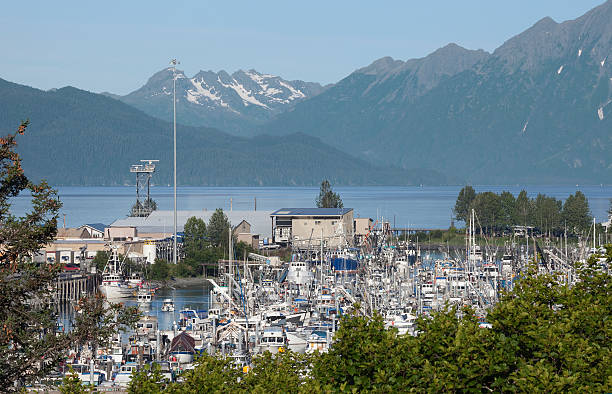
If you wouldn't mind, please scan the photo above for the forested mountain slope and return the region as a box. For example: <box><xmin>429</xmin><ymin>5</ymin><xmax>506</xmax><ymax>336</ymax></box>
<box><xmin>262</xmin><ymin>1</ymin><xmax>612</xmax><ymax>184</ymax></box>
<box><xmin>0</xmin><ymin>78</ymin><xmax>446</xmax><ymax>186</ymax></box>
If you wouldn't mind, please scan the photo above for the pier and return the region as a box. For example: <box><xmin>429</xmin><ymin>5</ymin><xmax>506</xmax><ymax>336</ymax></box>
<box><xmin>54</xmin><ymin>272</ymin><xmax>100</xmax><ymax>304</ymax></box>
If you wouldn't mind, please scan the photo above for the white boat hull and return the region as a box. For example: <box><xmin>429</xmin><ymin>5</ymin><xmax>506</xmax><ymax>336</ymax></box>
<box><xmin>99</xmin><ymin>284</ymin><xmax>133</xmax><ymax>299</ymax></box>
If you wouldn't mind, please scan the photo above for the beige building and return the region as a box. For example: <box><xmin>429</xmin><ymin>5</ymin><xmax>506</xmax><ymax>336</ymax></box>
<box><xmin>233</xmin><ymin>220</ymin><xmax>260</xmax><ymax>249</ymax></box>
<box><xmin>105</xmin><ymin>226</ymin><xmax>137</xmax><ymax>242</ymax></box>
<box><xmin>271</xmin><ymin>208</ymin><xmax>354</xmax><ymax>249</ymax></box>
<box><xmin>354</xmin><ymin>217</ymin><xmax>374</xmax><ymax>245</ymax></box>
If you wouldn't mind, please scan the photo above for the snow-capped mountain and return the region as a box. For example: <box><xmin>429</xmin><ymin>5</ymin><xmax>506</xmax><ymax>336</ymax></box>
<box><xmin>118</xmin><ymin>68</ymin><xmax>324</xmax><ymax>135</ymax></box>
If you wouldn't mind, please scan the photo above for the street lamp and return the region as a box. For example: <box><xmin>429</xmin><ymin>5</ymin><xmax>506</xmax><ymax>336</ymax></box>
<box><xmin>170</xmin><ymin>59</ymin><xmax>179</xmax><ymax>265</ymax></box>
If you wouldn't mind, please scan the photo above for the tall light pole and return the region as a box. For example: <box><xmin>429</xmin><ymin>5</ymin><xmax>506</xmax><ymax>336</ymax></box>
<box><xmin>171</xmin><ymin>59</ymin><xmax>179</xmax><ymax>265</ymax></box>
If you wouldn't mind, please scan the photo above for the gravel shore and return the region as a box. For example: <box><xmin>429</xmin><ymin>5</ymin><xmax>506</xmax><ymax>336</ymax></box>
<box><xmin>150</xmin><ymin>276</ymin><xmax>211</xmax><ymax>289</ymax></box>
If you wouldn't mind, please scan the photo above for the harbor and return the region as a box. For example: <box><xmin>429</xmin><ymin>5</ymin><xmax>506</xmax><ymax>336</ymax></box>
<box><xmin>40</xmin><ymin>203</ymin><xmax>604</xmax><ymax>389</ymax></box>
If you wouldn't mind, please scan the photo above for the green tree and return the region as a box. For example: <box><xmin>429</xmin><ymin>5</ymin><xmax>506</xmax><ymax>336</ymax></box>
<box><xmin>92</xmin><ymin>250</ymin><xmax>109</xmax><ymax>272</ymax></box>
<box><xmin>242</xmin><ymin>351</ymin><xmax>310</xmax><ymax>392</ymax></box>
<box><xmin>128</xmin><ymin>363</ymin><xmax>166</xmax><ymax>393</ymax></box>
<box><xmin>166</xmin><ymin>354</ymin><xmax>241</xmax><ymax>393</ymax></box>
<box><xmin>310</xmin><ymin>309</ymin><xmax>406</xmax><ymax>392</ymax></box>
<box><xmin>0</xmin><ymin>121</ymin><xmax>67</xmax><ymax>389</ymax></box>
<box><xmin>562</xmin><ymin>191</ymin><xmax>592</xmax><ymax>235</ymax></box>
<box><xmin>453</xmin><ymin>185</ymin><xmax>476</xmax><ymax>222</ymax></box>
<box><xmin>533</xmin><ymin>194</ymin><xmax>562</xmax><ymax>235</ymax></box>
<box><xmin>472</xmin><ymin>191</ymin><xmax>501</xmax><ymax>234</ymax></box>
<box><xmin>496</xmin><ymin>190</ymin><xmax>516</xmax><ymax>231</ymax></box>
<box><xmin>515</xmin><ymin>190</ymin><xmax>533</xmax><ymax>226</ymax></box>
<box><xmin>59</xmin><ymin>366</ymin><xmax>88</xmax><ymax>393</ymax></box>
<box><xmin>150</xmin><ymin>258</ymin><xmax>170</xmax><ymax>280</ymax></box>
<box><xmin>183</xmin><ymin>216</ymin><xmax>207</xmax><ymax>257</ymax></box>
<box><xmin>316</xmin><ymin>179</ymin><xmax>343</xmax><ymax>208</ymax></box>
<box><xmin>207</xmin><ymin>208</ymin><xmax>231</xmax><ymax>249</ymax></box>
<box><xmin>0</xmin><ymin>121</ymin><xmax>139</xmax><ymax>389</ymax></box>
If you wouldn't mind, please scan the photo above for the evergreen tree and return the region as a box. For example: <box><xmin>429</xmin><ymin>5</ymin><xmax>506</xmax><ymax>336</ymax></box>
<box><xmin>0</xmin><ymin>121</ymin><xmax>67</xmax><ymax>389</ymax></box>
<box><xmin>316</xmin><ymin>180</ymin><xmax>343</xmax><ymax>208</ymax></box>
<box><xmin>128</xmin><ymin>363</ymin><xmax>166</xmax><ymax>393</ymax></box>
<box><xmin>453</xmin><ymin>185</ymin><xmax>476</xmax><ymax>222</ymax></box>
<box><xmin>533</xmin><ymin>194</ymin><xmax>562</xmax><ymax>235</ymax></box>
<box><xmin>0</xmin><ymin>121</ymin><xmax>138</xmax><ymax>389</ymax></box>
<box><xmin>59</xmin><ymin>367</ymin><xmax>88</xmax><ymax>394</ymax></box>
<box><xmin>498</xmin><ymin>191</ymin><xmax>516</xmax><ymax>230</ymax></box>
<box><xmin>515</xmin><ymin>190</ymin><xmax>532</xmax><ymax>226</ymax></box>
<box><xmin>562</xmin><ymin>191</ymin><xmax>592</xmax><ymax>234</ymax></box>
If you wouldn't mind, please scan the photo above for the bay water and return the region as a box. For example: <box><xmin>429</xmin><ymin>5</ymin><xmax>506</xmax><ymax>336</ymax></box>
<box><xmin>12</xmin><ymin>185</ymin><xmax>612</xmax><ymax>229</ymax></box>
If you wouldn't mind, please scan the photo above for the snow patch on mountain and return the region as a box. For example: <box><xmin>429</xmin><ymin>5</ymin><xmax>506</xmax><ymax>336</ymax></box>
<box><xmin>187</xmin><ymin>77</ymin><xmax>231</xmax><ymax>109</ymax></box>
<box><xmin>243</xmin><ymin>70</ymin><xmax>307</xmax><ymax>104</ymax></box>
<box><xmin>217</xmin><ymin>76</ymin><xmax>269</xmax><ymax>108</ymax></box>
<box><xmin>279</xmin><ymin>80</ymin><xmax>306</xmax><ymax>100</ymax></box>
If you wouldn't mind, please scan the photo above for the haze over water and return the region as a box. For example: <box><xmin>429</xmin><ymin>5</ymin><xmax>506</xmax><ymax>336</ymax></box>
<box><xmin>12</xmin><ymin>185</ymin><xmax>612</xmax><ymax>229</ymax></box>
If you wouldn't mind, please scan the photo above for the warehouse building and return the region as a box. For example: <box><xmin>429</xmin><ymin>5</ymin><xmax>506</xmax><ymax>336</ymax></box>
<box><xmin>270</xmin><ymin>208</ymin><xmax>354</xmax><ymax>249</ymax></box>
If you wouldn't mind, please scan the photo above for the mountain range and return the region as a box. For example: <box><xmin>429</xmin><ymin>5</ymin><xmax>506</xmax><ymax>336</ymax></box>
<box><xmin>112</xmin><ymin>68</ymin><xmax>324</xmax><ymax>136</ymax></box>
<box><xmin>0</xmin><ymin>78</ymin><xmax>444</xmax><ymax>186</ymax></box>
<box><xmin>261</xmin><ymin>1</ymin><xmax>612</xmax><ymax>184</ymax></box>
<box><xmin>2</xmin><ymin>1</ymin><xmax>612</xmax><ymax>186</ymax></box>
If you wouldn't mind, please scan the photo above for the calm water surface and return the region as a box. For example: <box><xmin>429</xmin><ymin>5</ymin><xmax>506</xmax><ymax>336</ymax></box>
<box><xmin>12</xmin><ymin>185</ymin><xmax>612</xmax><ymax>229</ymax></box>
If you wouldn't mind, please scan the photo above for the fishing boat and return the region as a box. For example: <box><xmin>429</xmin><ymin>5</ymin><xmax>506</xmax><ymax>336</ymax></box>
<box><xmin>99</xmin><ymin>246</ymin><xmax>133</xmax><ymax>299</ymax></box>
<box><xmin>114</xmin><ymin>362</ymin><xmax>139</xmax><ymax>386</ymax></box>
<box><xmin>137</xmin><ymin>288</ymin><xmax>152</xmax><ymax>307</ymax></box>
<box><xmin>161</xmin><ymin>298</ymin><xmax>175</xmax><ymax>312</ymax></box>
<box><xmin>257</xmin><ymin>326</ymin><xmax>287</xmax><ymax>354</ymax></box>
<box><xmin>67</xmin><ymin>363</ymin><xmax>106</xmax><ymax>386</ymax></box>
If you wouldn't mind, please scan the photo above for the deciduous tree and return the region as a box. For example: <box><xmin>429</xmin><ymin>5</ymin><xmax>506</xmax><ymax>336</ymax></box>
<box><xmin>453</xmin><ymin>185</ymin><xmax>476</xmax><ymax>222</ymax></box>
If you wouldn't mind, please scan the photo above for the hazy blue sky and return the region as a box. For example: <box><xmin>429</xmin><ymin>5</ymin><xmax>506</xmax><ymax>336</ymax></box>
<box><xmin>1</xmin><ymin>0</ymin><xmax>606</xmax><ymax>94</ymax></box>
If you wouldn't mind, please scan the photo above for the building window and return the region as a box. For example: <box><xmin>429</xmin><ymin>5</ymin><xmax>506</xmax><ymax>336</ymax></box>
<box><xmin>331</xmin><ymin>221</ymin><xmax>336</xmax><ymax>225</ymax></box>
<box><xmin>315</xmin><ymin>220</ymin><xmax>321</xmax><ymax>225</ymax></box>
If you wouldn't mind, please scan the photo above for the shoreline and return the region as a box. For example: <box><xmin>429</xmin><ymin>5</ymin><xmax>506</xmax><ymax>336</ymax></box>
<box><xmin>151</xmin><ymin>276</ymin><xmax>211</xmax><ymax>289</ymax></box>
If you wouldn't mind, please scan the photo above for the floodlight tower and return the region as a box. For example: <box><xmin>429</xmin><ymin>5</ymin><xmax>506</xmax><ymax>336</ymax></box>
<box><xmin>170</xmin><ymin>59</ymin><xmax>180</xmax><ymax>265</ymax></box>
<box><xmin>129</xmin><ymin>160</ymin><xmax>159</xmax><ymax>217</ymax></box>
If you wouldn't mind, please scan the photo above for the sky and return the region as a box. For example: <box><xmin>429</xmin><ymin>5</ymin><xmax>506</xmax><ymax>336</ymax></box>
<box><xmin>0</xmin><ymin>0</ymin><xmax>606</xmax><ymax>95</ymax></box>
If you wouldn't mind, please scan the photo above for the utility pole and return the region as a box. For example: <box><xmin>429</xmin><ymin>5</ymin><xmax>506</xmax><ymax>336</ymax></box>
<box><xmin>171</xmin><ymin>59</ymin><xmax>179</xmax><ymax>265</ymax></box>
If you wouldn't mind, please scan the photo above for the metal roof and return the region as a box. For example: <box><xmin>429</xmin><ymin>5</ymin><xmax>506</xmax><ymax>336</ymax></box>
<box><xmin>111</xmin><ymin>210</ymin><xmax>273</xmax><ymax>238</ymax></box>
<box><xmin>270</xmin><ymin>208</ymin><xmax>353</xmax><ymax>217</ymax></box>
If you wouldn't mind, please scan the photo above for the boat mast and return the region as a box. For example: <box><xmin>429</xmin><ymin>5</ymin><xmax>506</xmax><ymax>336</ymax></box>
<box><xmin>229</xmin><ymin>226</ymin><xmax>233</xmax><ymax>312</ymax></box>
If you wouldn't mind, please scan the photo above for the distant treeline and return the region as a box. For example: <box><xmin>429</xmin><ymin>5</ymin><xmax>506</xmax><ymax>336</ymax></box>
<box><xmin>454</xmin><ymin>186</ymin><xmax>592</xmax><ymax>236</ymax></box>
